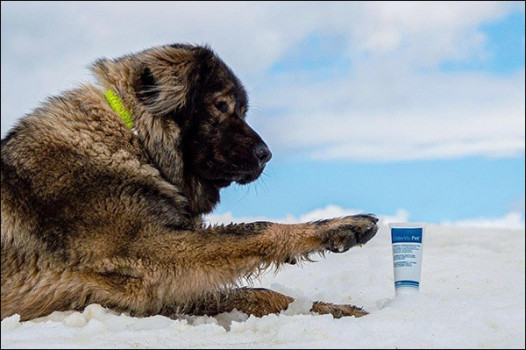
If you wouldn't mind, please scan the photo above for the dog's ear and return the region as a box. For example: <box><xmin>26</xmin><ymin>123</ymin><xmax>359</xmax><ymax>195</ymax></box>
<box><xmin>136</xmin><ymin>46</ymin><xmax>216</xmax><ymax>119</ymax></box>
<box><xmin>136</xmin><ymin>66</ymin><xmax>159</xmax><ymax>105</ymax></box>
<box><xmin>135</xmin><ymin>45</ymin><xmax>218</xmax><ymax>121</ymax></box>
<box><xmin>92</xmin><ymin>47</ymin><xmax>198</xmax><ymax>118</ymax></box>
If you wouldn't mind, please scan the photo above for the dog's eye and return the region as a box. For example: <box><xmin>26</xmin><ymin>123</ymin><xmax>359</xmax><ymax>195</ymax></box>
<box><xmin>215</xmin><ymin>101</ymin><xmax>229</xmax><ymax>114</ymax></box>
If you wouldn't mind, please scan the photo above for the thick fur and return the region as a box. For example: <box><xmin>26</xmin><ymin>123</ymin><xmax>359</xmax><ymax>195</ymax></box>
<box><xmin>1</xmin><ymin>44</ymin><xmax>378</xmax><ymax>321</ymax></box>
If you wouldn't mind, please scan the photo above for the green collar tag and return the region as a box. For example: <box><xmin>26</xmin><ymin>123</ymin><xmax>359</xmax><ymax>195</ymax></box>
<box><xmin>104</xmin><ymin>89</ymin><xmax>135</xmax><ymax>129</ymax></box>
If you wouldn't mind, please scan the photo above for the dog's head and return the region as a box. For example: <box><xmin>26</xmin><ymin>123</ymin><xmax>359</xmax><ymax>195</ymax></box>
<box><xmin>180</xmin><ymin>46</ymin><xmax>272</xmax><ymax>187</ymax></box>
<box><xmin>92</xmin><ymin>44</ymin><xmax>271</xmax><ymax>190</ymax></box>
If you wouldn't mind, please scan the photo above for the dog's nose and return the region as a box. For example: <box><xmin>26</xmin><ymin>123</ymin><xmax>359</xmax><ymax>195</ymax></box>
<box><xmin>254</xmin><ymin>143</ymin><xmax>272</xmax><ymax>165</ymax></box>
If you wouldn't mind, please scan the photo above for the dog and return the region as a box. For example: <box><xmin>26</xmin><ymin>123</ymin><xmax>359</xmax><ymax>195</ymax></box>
<box><xmin>1</xmin><ymin>44</ymin><xmax>378</xmax><ymax>321</ymax></box>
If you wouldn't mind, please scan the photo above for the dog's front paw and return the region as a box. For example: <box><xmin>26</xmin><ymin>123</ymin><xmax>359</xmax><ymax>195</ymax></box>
<box><xmin>316</xmin><ymin>214</ymin><xmax>378</xmax><ymax>253</ymax></box>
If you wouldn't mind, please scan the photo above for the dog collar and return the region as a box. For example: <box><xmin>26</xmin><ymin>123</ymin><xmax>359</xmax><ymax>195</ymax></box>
<box><xmin>104</xmin><ymin>89</ymin><xmax>135</xmax><ymax>129</ymax></box>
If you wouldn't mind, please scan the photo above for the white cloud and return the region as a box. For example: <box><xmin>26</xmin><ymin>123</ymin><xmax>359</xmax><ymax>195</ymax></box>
<box><xmin>441</xmin><ymin>211</ymin><xmax>525</xmax><ymax>230</ymax></box>
<box><xmin>205</xmin><ymin>204</ymin><xmax>524</xmax><ymax>229</ymax></box>
<box><xmin>258</xmin><ymin>69</ymin><xmax>525</xmax><ymax>162</ymax></box>
<box><xmin>205</xmin><ymin>204</ymin><xmax>408</xmax><ymax>225</ymax></box>
<box><xmin>354</xmin><ymin>1</ymin><xmax>515</xmax><ymax>66</ymax></box>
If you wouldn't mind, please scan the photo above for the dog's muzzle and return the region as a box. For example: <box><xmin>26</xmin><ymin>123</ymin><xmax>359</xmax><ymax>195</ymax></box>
<box><xmin>233</xmin><ymin>142</ymin><xmax>272</xmax><ymax>185</ymax></box>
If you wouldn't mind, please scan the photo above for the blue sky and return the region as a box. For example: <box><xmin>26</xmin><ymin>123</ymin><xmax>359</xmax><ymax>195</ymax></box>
<box><xmin>1</xmin><ymin>1</ymin><xmax>524</xmax><ymax>227</ymax></box>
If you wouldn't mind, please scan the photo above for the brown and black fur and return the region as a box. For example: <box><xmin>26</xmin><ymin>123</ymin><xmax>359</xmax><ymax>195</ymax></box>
<box><xmin>1</xmin><ymin>44</ymin><xmax>378</xmax><ymax>321</ymax></box>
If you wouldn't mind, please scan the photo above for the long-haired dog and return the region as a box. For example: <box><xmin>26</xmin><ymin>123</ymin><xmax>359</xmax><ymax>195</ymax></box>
<box><xmin>1</xmin><ymin>44</ymin><xmax>378</xmax><ymax>321</ymax></box>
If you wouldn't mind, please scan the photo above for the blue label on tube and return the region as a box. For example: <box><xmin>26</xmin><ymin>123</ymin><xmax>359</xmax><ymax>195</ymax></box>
<box><xmin>391</xmin><ymin>228</ymin><xmax>423</xmax><ymax>243</ymax></box>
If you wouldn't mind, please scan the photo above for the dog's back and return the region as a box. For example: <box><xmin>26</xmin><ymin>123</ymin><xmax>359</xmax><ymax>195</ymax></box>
<box><xmin>1</xmin><ymin>85</ymin><xmax>141</xmax><ymax>319</ymax></box>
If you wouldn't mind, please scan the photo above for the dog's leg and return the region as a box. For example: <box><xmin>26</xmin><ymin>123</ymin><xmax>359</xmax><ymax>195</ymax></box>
<box><xmin>174</xmin><ymin>287</ymin><xmax>294</xmax><ymax>318</ymax></box>
<box><xmin>163</xmin><ymin>287</ymin><xmax>368</xmax><ymax>319</ymax></box>
<box><xmin>116</xmin><ymin>214</ymin><xmax>378</xmax><ymax>317</ymax></box>
<box><xmin>127</xmin><ymin>214</ymin><xmax>378</xmax><ymax>282</ymax></box>
<box><xmin>174</xmin><ymin>213</ymin><xmax>378</xmax><ymax>267</ymax></box>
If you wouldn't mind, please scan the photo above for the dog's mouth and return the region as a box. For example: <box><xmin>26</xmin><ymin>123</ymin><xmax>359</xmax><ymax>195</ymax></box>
<box><xmin>230</xmin><ymin>165</ymin><xmax>266</xmax><ymax>185</ymax></box>
<box><xmin>206</xmin><ymin>161</ymin><xmax>268</xmax><ymax>187</ymax></box>
<box><xmin>201</xmin><ymin>144</ymin><xmax>272</xmax><ymax>188</ymax></box>
<box><xmin>191</xmin><ymin>136</ymin><xmax>272</xmax><ymax>188</ymax></box>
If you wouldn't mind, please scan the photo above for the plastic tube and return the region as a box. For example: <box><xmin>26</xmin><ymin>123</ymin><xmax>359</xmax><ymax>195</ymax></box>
<box><xmin>389</xmin><ymin>222</ymin><xmax>425</xmax><ymax>296</ymax></box>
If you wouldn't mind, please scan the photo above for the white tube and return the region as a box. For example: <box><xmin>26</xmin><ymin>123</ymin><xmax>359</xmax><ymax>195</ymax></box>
<box><xmin>389</xmin><ymin>222</ymin><xmax>425</xmax><ymax>296</ymax></box>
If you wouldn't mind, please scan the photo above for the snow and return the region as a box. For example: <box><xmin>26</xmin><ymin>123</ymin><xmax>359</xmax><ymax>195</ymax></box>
<box><xmin>2</xmin><ymin>221</ymin><xmax>524</xmax><ymax>349</ymax></box>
